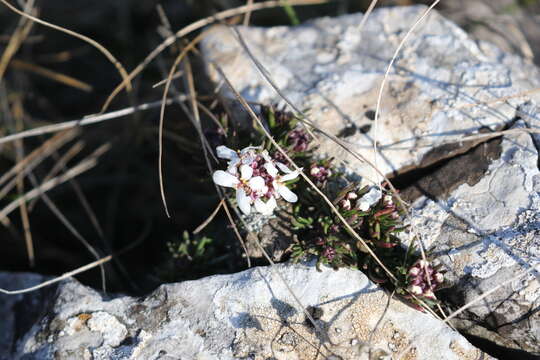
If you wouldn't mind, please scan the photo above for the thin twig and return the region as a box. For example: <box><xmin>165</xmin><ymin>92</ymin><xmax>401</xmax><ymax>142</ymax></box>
<box><xmin>372</xmin><ymin>0</ymin><xmax>441</xmax><ymax>187</ymax></box>
<box><xmin>0</xmin><ymin>232</ymin><xmax>145</xmax><ymax>295</ymax></box>
<box><xmin>100</xmin><ymin>0</ymin><xmax>329</xmax><ymax>113</ymax></box>
<box><xmin>193</xmin><ymin>199</ymin><xmax>224</xmax><ymax>234</ymax></box>
<box><xmin>158</xmin><ymin>33</ymin><xmax>205</xmax><ymax>217</ymax></box>
<box><xmin>0</xmin><ymin>144</ymin><xmax>109</xmax><ymax>221</ymax></box>
<box><xmin>0</xmin><ymin>0</ymin><xmax>132</xmax><ymax>93</ymax></box>
<box><xmin>10</xmin><ymin>59</ymin><xmax>93</xmax><ymax>92</ymax></box>
<box><xmin>0</xmin><ymin>0</ymin><xmax>35</xmax><ymax>80</ymax></box>
<box><xmin>0</xmin><ymin>98</ymin><xmax>186</xmax><ymax>146</ymax></box>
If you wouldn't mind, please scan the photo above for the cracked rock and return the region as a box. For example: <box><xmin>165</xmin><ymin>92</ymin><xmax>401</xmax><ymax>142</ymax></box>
<box><xmin>407</xmin><ymin>117</ymin><xmax>540</xmax><ymax>354</ymax></box>
<box><xmin>200</xmin><ymin>5</ymin><xmax>540</xmax><ymax>185</ymax></box>
<box><xmin>1</xmin><ymin>264</ymin><xmax>491</xmax><ymax>360</ymax></box>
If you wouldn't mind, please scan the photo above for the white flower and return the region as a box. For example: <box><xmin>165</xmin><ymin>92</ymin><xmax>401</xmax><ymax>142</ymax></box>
<box><xmin>212</xmin><ymin>163</ymin><xmax>266</xmax><ymax>216</ymax></box>
<box><xmin>254</xmin><ymin>196</ymin><xmax>277</xmax><ymax>215</ymax></box>
<box><xmin>270</xmin><ymin>161</ymin><xmax>301</xmax><ymax>203</ymax></box>
<box><xmin>216</xmin><ymin>145</ymin><xmax>260</xmax><ymax>174</ymax></box>
<box><xmin>213</xmin><ymin>146</ymin><xmax>301</xmax><ymax>215</ymax></box>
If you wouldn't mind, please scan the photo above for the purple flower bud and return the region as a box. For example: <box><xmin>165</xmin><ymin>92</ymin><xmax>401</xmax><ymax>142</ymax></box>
<box><xmin>323</xmin><ymin>247</ymin><xmax>335</xmax><ymax>261</ymax></box>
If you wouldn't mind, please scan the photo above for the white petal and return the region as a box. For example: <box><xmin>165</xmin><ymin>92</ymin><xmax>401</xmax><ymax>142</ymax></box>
<box><xmin>358</xmin><ymin>201</ymin><xmax>370</xmax><ymax>212</ymax></box>
<box><xmin>254</xmin><ymin>197</ymin><xmax>277</xmax><ymax>215</ymax></box>
<box><xmin>281</xmin><ymin>169</ymin><xmax>300</xmax><ymax>182</ymax></box>
<box><xmin>240</xmin><ymin>146</ymin><xmax>260</xmax><ymax>155</ymax></box>
<box><xmin>213</xmin><ymin>170</ymin><xmax>239</xmax><ymax>188</ymax></box>
<box><xmin>277</xmin><ymin>184</ymin><xmax>298</xmax><ymax>203</ymax></box>
<box><xmin>264</xmin><ymin>162</ymin><xmax>279</xmax><ymax>178</ymax></box>
<box><xmin>272</xmin><ymin>181</ymin><xmax>280</xmax><ymax>198</ymax></box>
<box><xmin>216</xmin><ymin>145</ymin><xmax>237</xmax><ymax>160</ymax></box>
<box><xmin>227</xmin><ymin>163</ymin><xmax>238</xmax><ymax>175</ymax></box>
<box><xmin>276</xmin><ymin>162</ymin><xmax>292</xmax><ymax>174</ymax></box>
<box><xmin>236</xmin><ymin>188</ymin><xmax>251</xmax><ymax>215</ymax></box>
<box><xmin>261</xmin><ymin>150</ymin><xmax>272</xmax><ymax>162</ymax></box>
<box><xmin>248</xmin><ymin>176</ymin><xmax>266</xmax><ymax>191</ymax></box>
<box><xmin>240</xmin><ymin>165</ymin><xmax>253</xmax><ymax>180</ymax></box>
<box><xmin>242</xmin><ymin>155</ymin><xmax>256</xmax><ymax>165</ymax></box>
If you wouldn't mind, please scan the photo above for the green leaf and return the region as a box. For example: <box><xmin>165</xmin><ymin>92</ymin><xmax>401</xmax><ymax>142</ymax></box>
<box><xmin>280</xmin><ymin>0</ymin><xmax>300</xmax><ymax>25</ymax></box>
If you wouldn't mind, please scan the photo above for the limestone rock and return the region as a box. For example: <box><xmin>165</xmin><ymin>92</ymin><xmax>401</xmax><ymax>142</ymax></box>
<box><xmin>1</xmin><ymin>264</ymin><xmax>490</xmax><ymax>360</ymax></box>
<box><xmin>199</xmin><ymin>6</ymin><xmax>540</xmax><ymax>355</ymax></box>
<box><xmin>407</xmin><ymin>116</ymin><xmax>540</xmax><ymax>354</ymax></box>
<box><xmin>200</xmin><ymin>5</ymin><xmax>540</xmax><ymax>184</ymax></box>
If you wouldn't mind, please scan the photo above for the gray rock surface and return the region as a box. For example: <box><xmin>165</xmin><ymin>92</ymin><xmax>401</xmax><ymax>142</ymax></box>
<box><xmin>200</xmin><ymin>5</ymin><xmax>540</xmax><ymax>355</ymax></box>
<box><xmin>407</xmin><ymin>115</ymin><xmax>540</xmax><ymax>354</ymax></box>
<box><xmin>1</xmin><ymin>265</ymin><xmax>490</xmax><ymax>360</ymax></box>
<box><xmin>200</xmin><ymin>5</ymin><xmax>540</xmax><ymax>184</ymax></box>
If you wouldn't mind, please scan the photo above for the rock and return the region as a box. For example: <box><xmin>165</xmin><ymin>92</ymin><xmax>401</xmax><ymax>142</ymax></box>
<box><xmin>199</xmin><ymin>5</ymin><xmax>540</xmax><ymax>355</ymax></box>
<box><xmin>200</xmin><ymin>5</ymin><xmax>540</xmax><ymax>185</ymax></box>
<box><xmin>406</xmin><ymin>116</ymin><xmax>540</xmax><ymax>354</ymax></box>
<box><xmin>439</xmin><ymin>0</ymin><xmax>540</xmax><ymax>66</ymax></box>
<box><xmin>1</xmin><ymin>264</ymin><xmax>491</xmax><ymax>360</ymax></box>
<box><xmin>0</xmin><ymin>273</ymin><xmax>50</xmax><ymax>360</ymax></box>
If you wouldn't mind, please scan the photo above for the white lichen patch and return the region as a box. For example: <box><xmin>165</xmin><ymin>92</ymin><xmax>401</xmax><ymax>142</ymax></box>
<box><xmin>86</xmin><ymin>311</ymin><xmax>127</xmax><ymax>347</ymax></box>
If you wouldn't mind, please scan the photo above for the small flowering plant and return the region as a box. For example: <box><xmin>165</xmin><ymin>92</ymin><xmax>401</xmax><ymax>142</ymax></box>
<box><xmin>201</xmin><ymin>105</ymin><xmax>444</xmax><ymax>314</ymax></box>
<box><xmin>212</xmin><ymin>145</ymin><xmax>301</xmax><ymax>215</ymax></box>
<box><xmin>402</xmin><ymin>259</ymin><xmax>445</xmax><ymax>305</ymax></box>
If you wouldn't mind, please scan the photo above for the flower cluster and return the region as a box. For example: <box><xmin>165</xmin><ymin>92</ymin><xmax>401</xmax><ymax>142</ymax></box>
<box><xmin>287</xmin><ymin>128</ymin><xmax>310</xmax><ymax>152</ymax></box>
<box><xmin>406</xmin><ymin>259</ymin><xmax>444</xmax><ymax>299</ymax></box>
<box><xmin>310</xmin><ymin>163</ymin><xmax>332</xmax><ymax>184</ymax></box>
<box><xmin>212</xmin><ymin>145</ymin><xmax>301</xmax><ymax>216</ymax></box>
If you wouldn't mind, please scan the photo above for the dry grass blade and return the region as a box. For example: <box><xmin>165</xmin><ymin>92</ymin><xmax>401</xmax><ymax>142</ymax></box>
<box><xmin>26</xmin><ymin>171</ymin><xmax>107</xmax><ymax>292</ymax></box>
<box><xmin>100</xmin><ymin>0</ymin><xmax>329</xmax><ymax>113</ymax></box>
<box><xmin>12</xmin><ymin>96</ymin><xmax>35</xmax><ymax>268</ymax></box>
<box><xmin>228</xmin><ymin>27</ymin><xmax>318</xmax><ymax>140</ymax></box>
<box><xmin>152</xmin><ymin>70</ymin><xmax>184</xmax><ymax>88</ymax></box>
<box><xmin>222</xmin><ymin>200</ymin><xmax>251</xmax><ymax>268</ymax></box>
<box><xmin>443</xmin><ymin>264</ymin><xmax>540</xmax><ymax>324</ymax></box>
<box><xmin>0</xmin><ymin>0</ymin><xmax>35</xmax><ymax>80</ymax></box>
<box><xmin>0</xmin><ymin>229</ymin><xmax>146</xmax><ymax>295</ymax></box>
<box><xmin>0</xmin><ymin>129</ymin><xmax>78</xmax><ymax>195</ymax></box>
<box><xmin>372</xmin><ymin>0</ymin><xmax>441</xmax><ymax>186</ymax></box>
<box><xmin>0</xmin><ymin>0</ymin><xmax>132</xmax><ymax>95</ymax></box>
<box><xmin>10</xmin><ymin>59</ymin><xmax>93</xmax><ymax>92</ymax></box>
<box><xmin>243</xmin><ymin>0</ymin><xmax>255</xmax><ymax>25</ymax></box>
<box><xmin>158</xmin><ymin>33</ymin><xmax>205</xmax><ymax>217</ymax></box>
<box><xmin>0</xmin><ymin>143</ymin><xmax>110</xmax><ymax>222</ymax></box>
<box><xmin>28</xmin><ymin>141</ymin><xmax>85</xmax><ymax>211</ymax></box>
<box><xmin>370</xmin><ymin>0</ymin><xmax>444</xmax><ymax>319</ymax></box>
<box><xmin>193</xmin><ymin>199</ymin><xmax>224</xmax><ymax>234</ymax></box>
<box><xmin>455</xmin><ymin>86</ymin><xmax>540</xmax><ymax>110</ymax></box>
<box><xmin>356</xmin><ymin>0</ymin><xmax>378</xmax><ymax>36</ymax></box>
<box><xmin>0</xmin><ymin>255</ymin><xmax>112</xmax><ymax>295</ymax></box>
<box><xmin>0</xmin><ymin>131</ymin><xmax>79</xmax><ymax>201</ymax></box>
<box><xmin>0</xmin><ymin>98</ymin><xmax>186</xmax><ymax>146</ymax></box>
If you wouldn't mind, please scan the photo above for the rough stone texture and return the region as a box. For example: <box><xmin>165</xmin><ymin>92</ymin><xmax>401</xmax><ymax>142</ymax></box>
<box><xmin>200</xmin><ymin>5</ymin><xmax>540</xmax><ymax>355</ymax></box>
<box><xmin>407</xmin><ymin>116</ymin><xmax>540</xmax><ymax>354</ymax></box>
<box><xmin>200</xmin><ymin>5</ymin><xmax>540</xmax><ymax>184</ymax></box>
<box><xmin>1</xmin><ymin>265</ymin><xmax>491</xmax><ymax>360</ymax></box>
<box><xmin>0</xmin><ymin>273</ymin><xmax>51</xmax><ymax>360</ymax></box>
<box><xmin>440</xmin><ymin>0</ymin><xmax>540</xmax><ymax>66</ymax></box>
